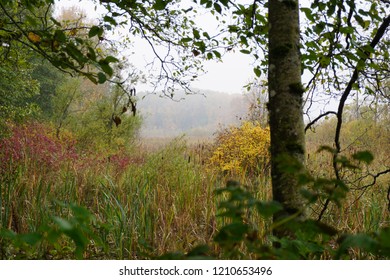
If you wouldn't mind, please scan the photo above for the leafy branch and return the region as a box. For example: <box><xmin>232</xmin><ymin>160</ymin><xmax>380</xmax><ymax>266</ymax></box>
<box><xmin>318</xmin><ymin>14</ymin><xmax>390</xmax><ymax>221</ymax></box>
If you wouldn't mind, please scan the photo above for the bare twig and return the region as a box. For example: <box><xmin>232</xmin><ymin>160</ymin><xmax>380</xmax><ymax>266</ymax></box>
<box><xmin>305</xmin><ymin>111</ymin><xmax>337</xmax><ymax>132</ymax></box>
<box><xmin>355</xmin><ymin>169</ymin><xmax>390</xmax><ymax>191</ymax></box>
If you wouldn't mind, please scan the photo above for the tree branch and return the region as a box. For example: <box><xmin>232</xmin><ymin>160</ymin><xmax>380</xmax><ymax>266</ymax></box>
<box><xmin>317</xmin><ymin>14</ymin><xmax>390</xmax><ymax>221</ymax></box>
<box><xmin>355</xmin><ymin>169</ymin><xmax>390</xmax><ymax>191</ymax></box>
<box><xmin>334</xmin><ymin>14</ymin><xmax>390</xmax><ymax>154</ymax></box>
<box><xmin>305</xmin><ymin>111</ymin><xmax>337</xmax><ymax>132</ymax></box>
<box><xmin>348</xmin><ymin>169</ymin><xmax>390</xmax><ymax>213</ymax></box>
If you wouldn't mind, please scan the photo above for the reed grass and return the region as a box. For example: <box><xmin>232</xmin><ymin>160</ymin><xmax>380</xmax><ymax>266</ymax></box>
<box><xmin>0</xmin><ymin>131</ymin><xmax>388</xmax><ymax>259</ymax></box>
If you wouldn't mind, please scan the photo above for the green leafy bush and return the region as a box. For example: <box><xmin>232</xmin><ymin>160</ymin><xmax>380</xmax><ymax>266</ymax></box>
<box><xmin>0</xmin><ymin>203</ymin><xmax>103</xmax><ymax>259</ymax></box>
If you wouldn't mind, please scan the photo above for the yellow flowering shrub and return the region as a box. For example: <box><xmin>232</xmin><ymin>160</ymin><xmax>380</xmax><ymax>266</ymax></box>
<box><xmin>209</xmin><ymin>121</ymin><xmax>270</xmax><ymax>176</ymax></box>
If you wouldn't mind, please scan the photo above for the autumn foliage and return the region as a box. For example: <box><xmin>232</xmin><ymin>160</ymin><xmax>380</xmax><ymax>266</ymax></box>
<box><xmin>209</xmin><ymin>121</ymin><xmax>270</xmax><ymax>177</ymax></box>
<box><xmin>0</xmin><ymin>122</ymin><xmax>134</xmax><ymax>176</ymax></box>
<box><xmin>0</xmin><ymin>122</ymin><xmax>78</xmax><ymax>173</ymax></box>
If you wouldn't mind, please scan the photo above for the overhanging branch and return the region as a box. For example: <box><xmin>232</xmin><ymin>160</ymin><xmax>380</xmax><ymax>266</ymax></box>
<box><xmin>317</xmin><ymin>14</ymin><xmax>390</xmax><ymax>221</ymax></box>
<box><xmin>333</xmin><ymin>14</ymin><xmax>390</xmax><ymax>154</ymax></box>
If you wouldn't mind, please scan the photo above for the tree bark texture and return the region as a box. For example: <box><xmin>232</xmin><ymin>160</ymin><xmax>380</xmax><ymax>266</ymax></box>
<box><xmin>268</xmin><ymin>0</ymin><xmax>306</xmax><ymax>222</ymax></box>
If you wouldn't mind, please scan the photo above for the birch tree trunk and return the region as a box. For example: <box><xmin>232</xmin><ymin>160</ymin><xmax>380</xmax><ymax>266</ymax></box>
<box><xmin>268</xmin><ymin>0</ymin><xmax>306</xmax><ymax>230</ymax></box>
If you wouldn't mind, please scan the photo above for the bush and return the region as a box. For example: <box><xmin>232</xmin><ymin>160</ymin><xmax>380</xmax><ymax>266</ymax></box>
<box><xmin>209</xmin><ymin>121</ymin><xmax>270</xmax><ymax>177</ymax></box>
<box><xmin>0</xmin><ymin>122</ymin><xmax>78</xmax><ymax>175</ymax></box>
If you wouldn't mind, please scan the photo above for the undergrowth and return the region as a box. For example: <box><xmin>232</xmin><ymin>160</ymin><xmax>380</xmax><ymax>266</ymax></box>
<box><xmin>0</xmin><ymin>121</ymin><xmax>389</xmax><ymax>259</ymax></box>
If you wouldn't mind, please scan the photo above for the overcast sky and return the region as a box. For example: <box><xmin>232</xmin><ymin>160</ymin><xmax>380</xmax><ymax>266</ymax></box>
<box><xmin>54</xmin><ymin>0</ymin><xmax>255</xmax><ymax>94</ymax></box>
<box><xmin>54</xmin><ymin>0</ymin><xmax>338</xmax><ymax>118</ymax></box>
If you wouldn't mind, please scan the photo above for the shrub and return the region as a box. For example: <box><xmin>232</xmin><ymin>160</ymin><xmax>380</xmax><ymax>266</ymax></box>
<box><xmin>0</xmin><ymin>122</ymin><xmax>78</xmax><ymax>175</ymax></box>
<box><xmin>209</xmin><ymin>121</ymin><xmax>270</xmax><ymax>177</ymax></box>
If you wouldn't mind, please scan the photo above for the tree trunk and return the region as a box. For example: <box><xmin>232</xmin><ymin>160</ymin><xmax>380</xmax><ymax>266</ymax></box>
<box><xmin>268</xmin><ymin>0</ymin><xmax>306</xmax><ymax>231</ymax></box>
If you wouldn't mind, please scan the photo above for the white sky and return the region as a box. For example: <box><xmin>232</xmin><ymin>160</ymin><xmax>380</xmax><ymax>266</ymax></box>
<box><xmin>54</xmin><ymin>0</ymin><xmax>255</xmax><ymax>94</ymax></box>
<box><xmin>191</xmin><ymin>52</ymin><xmax>255</xmax><ymax>94</ymax></box>
<box><xmin>54</xmin><ymin>0</ymin><xmax>338</xmax><ymax>119</ymax></box>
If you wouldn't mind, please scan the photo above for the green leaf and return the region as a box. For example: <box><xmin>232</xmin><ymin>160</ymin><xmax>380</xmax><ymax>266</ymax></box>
<box><xmin>180</xmin><ymin>37</ymin><xmax>192</xmax><ymax>43</ymax></box>
<box><xmin>99</xmin><ymin>61</ymin><xmax>114</xmax><ymax>76</ymax></box>
<box><xmin>363</xmin><ymin>20</ymin><xmax>370</xmax><ymax>29</ymax></box>
<box><xmin>340</xmin><ymin>26</ymin><xmax>354</xmax><ymax>35</ymax></box>
<box><xmin>256</xmin><ymin>201</ymin><xmax>283</xmax><ymax>218</ymax></box>
<box><xmin>337</xmin><ymin>234</ymin><xmax>379</xmax><ymax>258</ymax></box>
<box><xmin>65</xmin><ymin>43</ymin><xmax>87</xmax><ymax>63</ymax></box>
<box><xmin>301</xmin><ymin>7</ymin><xmax>315</xmax><ymax>21</ymax></box>
<box><xmin>354</xmin><ymin>14</ymin><xmax>365</xmax><ymax>29</ymax></box>
<box><xmin>85</xmin><ymin>73</ymin><xmax>98</xmax><ymax>84</ymax></box>
<box><xmin>300</xmin><ymin>189</ymin><xmax>318</xmax><ymax>204</ymax></box>
<box><xmin>319</xmin><ymin>55</ymin><xmax>331</xmax><ymax>67</ymax></box>
<box><xmin>377</xmin><ymin>227</ymin><xmax>390</xmax><ymax>251</ymax></box>
<box><xmin>104</xmin><ymin>55</ymin><xmax>119</xmax><ymax>63</ymax></box>
<box><xmin>240</xmin><ymin>49</ymin><xmax>251</xmax><ymax>54</ymax></box>
<box><xmin>87</xmin><ymin>47</ymin><xmax>96</xmax><ymax>61</ymax></box>
<box><xmin>214</xmin><ymin>2</ymin><xmax>222</xmax><ymax>14</ymax></box>
<box><xmin>356</xmin><ymin>48</ymin><xmax>368</xmax><ymax>60</ymax></box>
<box><xmin>50</xmin><ymin>17</ymin><xmax>62</xmax><ymax>27</ymax></box>
<box><xmin>228</xmin><ymin>25</ymin><xmax>239</xmax><ymax>32</ymax></box>
<box><xmin>0</xmin><ymin>229</ymin><xmax>17</xmax><ymax>239</ymax></box>
<box><xmin>52</xmin><ymin>216</ymin><xmax>73</xmax><ymax>231</ymax></box>
<box><xmin>97</xmin><ymin>72</ymin><xmax>107</xmax><ymax>83</ymax></box>
<box><xmin>213</xmin><ymin>50</ymin><xmax>221</xmax><ymax>59</ymax></box>
<box><xmin>326</xmin><ymin>3</ymin><xmax>336</xmax><ymax>17</ymax></box>
<box><xmin>345</xmin><ymin>51</ymin><xmax>359</xmax><ymax>62</ymax></box>
<box><xmin>103</xmin><ymin>16</ymin><xmax>117</xmax><ymax>26</ymax></box>
<box><xmin>19</xmin><ymin>233</ymin><xmax>43</xmax><ymax>245</ymax></box>
<box><xmin>308</xmin><ymin>220</ymin><xmax>338</xmax><ymax>236</ymax></box>
<box><xmin>54</xmin><ymin>29</ymin><xmax>66</xmax><ymax>43</ymax></box>
<box><xmin>193</xmin><ymin>28</ymin><xmax>200</xmax><ymax>39</ymax></box>
<box><xmin>240</xmin><ymin>35</ymin><xmax>248</xmax><ymax>46</ymax></box>
<box><xmin>186</xmin><ymin>245</ymin><xmax>210</xmax><ymax>259</ymax></box>
<box><xmin>66</xmin><ymin>229</ymin><xmax>89</xmax><ymax>259</ymax></box>
<box><xmin>305</xmin><ymin>41</ymin><xmax>319</xmax><ymax>50</ymax></box>
<box><xmin>336</xmin><ymin>155</ymin><xmax>358</xmax><ymax>169</ymax></box>
<box><xmin>153</xmin><ymin>0</ymin><xmax>168</xmax><ymax>10</ymax></box>
<box><xmin>46</xmin><ymin>230</ymin><xmax>61</xmax><ymax>244</ymax></box>
<box><xmin>352</xmin><ymin>150</ymin><xmax>374</xmax><ymax>164</ymax></box>
<box><xmin>25</xmin><ymin>14</ymin><xmax>38</xmax><ymax>26</ymax></box>
<box><xmin>362</xmin><ymin>44</ymin><xmax>375</xmax><ymax>54</ymax></box>
<box><xmin>313</xmin><ymin>22</ymin><xmax>326</xmax><ymax>34</ymax></box>
<box><xmin>88</xmin><ymin>26</ymin><xmax>101</xmax><ymax>38</ymax></box>
<box><xmin>214</xmin><ymin>222</ymin><xmax>249</xmax><ymax>243</ymax></box>
<box><xmin>194</xmin><ymin>41</ymin><xmax>206</xmax><ymax>52</ymax></box>
<box><xmin>219</xmin><ymin>0</ymin><xmax>229</xmax><ymax>7</ymax></box>
<box><xmin>253</xmin><ymin>67</ymin><xmax>261</xmax><ymax>77</ymax></box>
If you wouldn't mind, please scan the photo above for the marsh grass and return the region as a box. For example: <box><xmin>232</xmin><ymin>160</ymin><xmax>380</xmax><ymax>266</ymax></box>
<box><xmin>305</xmin><ymin>130</ymin><xmax>389</xmax><ymax>236</ymax></box>
<box><xmin>0</xmin><ymin>136</ymin><xmax>220</xmax><ymax>259</ymax></box>
<box><xmin>0</xmin><ymin>123</ymin><xmax>389</xmax><ymax>259</ymax></box>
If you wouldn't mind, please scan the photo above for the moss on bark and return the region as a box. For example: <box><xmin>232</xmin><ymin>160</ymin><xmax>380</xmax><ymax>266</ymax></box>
<box><xmin>268</xmin><ymin>0</ymin><xmax>306</xmax><ymax>233</ymax></box>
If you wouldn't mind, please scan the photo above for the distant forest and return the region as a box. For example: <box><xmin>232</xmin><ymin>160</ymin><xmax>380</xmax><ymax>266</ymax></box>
<box><xmin>137</xmin><ymin>90</ymin><xmax>250</xmax><ymax>137</ymax></box>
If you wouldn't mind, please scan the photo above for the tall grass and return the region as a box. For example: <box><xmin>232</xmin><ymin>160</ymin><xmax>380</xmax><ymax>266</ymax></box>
<box><xmin>305</xmin><ymin>122</ymin><xmax>390</xmax><ymax>237</ymax></box>
<box><xmin>0</xmin><ymin>129</ymin><xmax>220</xmax><ymax>259</ymax></box>
<box><xmin>1</xmin><ymin>121</ymin><xmax>389</xmax><ymax>259</ymax></box>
